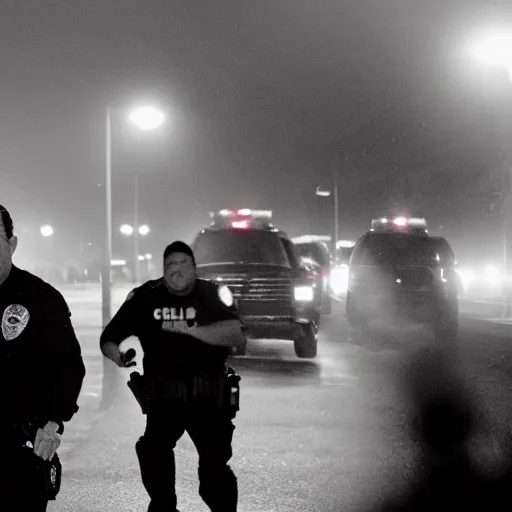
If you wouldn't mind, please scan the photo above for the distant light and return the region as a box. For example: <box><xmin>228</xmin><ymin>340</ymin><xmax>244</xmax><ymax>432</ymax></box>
<box><xmin>337</xmin><ymin>240</ymin><xmax>356</xmax><ymax>248</ymax></box>
<box><xmin>87</xmin><ymin>242</ymin><xmax>93</xmax><ymax>246</ymax></box>
<box><xmin>316</xmin><ymin>186</ymin><xmax>331</xmax><ymax>197</ymax></box>
<box><xmin>145</xmin><ymin>253</ymin><xmax>152</xmax><ymax>260</ymax></box>
<box><xmin>485</xmin><ymin>264</ymin><xmax>501</xmax><ymax>281</ymax></box>
<box><xmin>120</xmin><ymin>224</ymin><xmax>134</xmax><ymax>236</ymax></box>
<box><xmin>40</xmin><ymin>225</ymin><xmax>54</xmax><ymax>237</ymax></box>
<box><xmin>139</xmin><ymin>224</ymin><xmax>150</xmax><ymax>236</ymax></box>
<box><xmin>111</xmin><ymin>259</ymin><xmax>126</xmax><ymax>266</ymax></box>
<box><xmin>138</xmin><ymin>255</ymin><xmax>145</xmax><ymax>261</ymax></box>
<box><xmin>472</xmin><ymin>31</ymin><xmax>512</xmax><ymax>67</ymax></box>
<box><xmin>380</xmin><ymin>218</ymin><xmax>388</xmax><ymax>223</ymax></box>
<box><xmin>129</xmin><ymin>106</ymin><xmax>165</xmax><ymax>131</ymax></box>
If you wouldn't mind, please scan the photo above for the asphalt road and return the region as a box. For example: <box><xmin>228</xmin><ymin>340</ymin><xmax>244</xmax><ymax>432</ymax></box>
<box><xmin>46</xmin><ymin>287</ymin><xmax>512</xmax><ymax>512</ymax></box>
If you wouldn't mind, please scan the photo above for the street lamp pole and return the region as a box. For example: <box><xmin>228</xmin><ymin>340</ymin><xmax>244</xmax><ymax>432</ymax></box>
<box><xmin>503</xmin><ymin>66</ymin><xmax>512</xmax><ymax>315</ymax></box>
<box><xmin>102</xmin><ymin>107</ymin><xmax>113</xmax><ymax>329</ymax></box>
<box><xmin>333</xmin><ymin>160</ymin><xmax>339</xmax><ymax>263</ymax></box>
<box><xmin>134</xmin><ymin>172</ymin><xmax>140</xmax><ymax>284</ymax></box>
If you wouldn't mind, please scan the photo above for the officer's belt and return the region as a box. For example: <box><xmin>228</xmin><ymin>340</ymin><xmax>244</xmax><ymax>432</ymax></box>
<box><xmin>152</xmin><ymin>373</ymin><xmax>225</xmax><ymax>406</ymax></box>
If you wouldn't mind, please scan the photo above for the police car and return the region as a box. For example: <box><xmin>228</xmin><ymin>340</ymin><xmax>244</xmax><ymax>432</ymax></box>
<box><xmin>191</xmin><ymin>209</ymin><xmax>321</xmax><ymax>358</ymax></box>
<box><xmin>346</xmin><ymin>217</ymin><xmax>459</xmax><ymax>341</ymax></box>
<box><xmin>291</xmin><ymin>235</ymin><xmax>333</xmax><ymax>314</ymax></box>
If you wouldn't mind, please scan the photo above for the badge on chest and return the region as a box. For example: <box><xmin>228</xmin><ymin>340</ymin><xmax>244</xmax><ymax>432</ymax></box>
<box><xmin>2</xmin><ymin>304</ymin><xmax>30</xmax><ymax>341</ymax></box>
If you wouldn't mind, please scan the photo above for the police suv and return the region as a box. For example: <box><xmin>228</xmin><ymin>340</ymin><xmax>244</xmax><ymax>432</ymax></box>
<box><xmin>291</xmin><ymin>235</ymin><xmax>333</xmax><ymax>314</ymax></box>
<box><xmin>191</xmin><ymin>209</ymin><xmax>321</xmax><ymax>358</ymax></box>
<box><xmin>346</xmin><ymin>217</ymin><xmax>459</xmax><ymax>341</ymax></box>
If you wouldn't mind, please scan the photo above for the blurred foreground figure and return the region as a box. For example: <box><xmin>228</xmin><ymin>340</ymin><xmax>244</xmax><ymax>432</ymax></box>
<box><xmin>0</xmin><ymin>204</ymin><xmax>86</xmax><ymax>511</ymax></box>
<box><xmin>376</xmin><ymin>346</ymin><xmax>512</xmax><ymax>512</ymax></box>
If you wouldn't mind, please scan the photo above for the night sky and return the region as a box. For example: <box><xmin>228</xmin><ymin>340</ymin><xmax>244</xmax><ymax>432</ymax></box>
<box><xmin>2</xmin><ymin>0</ymin><xmax>512</xmax><ymax>266</ymax></box>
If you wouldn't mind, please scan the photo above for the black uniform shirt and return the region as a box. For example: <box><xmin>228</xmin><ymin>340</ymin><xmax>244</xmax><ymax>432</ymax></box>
<box><xmin>100</xmin><ymin>278</ymin><xmax>239</xmax><ymax>376</ymax></box>
<box><xmin>0</xmin><ymin>265</ymin><xmax>86</xmax><ymax>425</ymax></box>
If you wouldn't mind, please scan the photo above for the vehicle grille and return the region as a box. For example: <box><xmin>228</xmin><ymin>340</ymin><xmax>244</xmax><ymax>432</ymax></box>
<box><xmin>216</xmin><ymin>277</ymin><xmax>293</xmax><ymax>301</ymax></box>
<box><xmin>396</xmin><ymin>267</ymin><xmax>433</xmax><ymax>289</ymax></box>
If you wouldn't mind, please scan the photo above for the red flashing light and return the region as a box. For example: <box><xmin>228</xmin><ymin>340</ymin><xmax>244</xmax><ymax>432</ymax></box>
<box><xmin>232</xmin><ymin>220</ymin><xmax>249</xmax><ymax>229</ymax></box>
<box><xmin>393</xmin><ymin>217</ymin><xmax>407</xmax><ymax>227</ymax></box>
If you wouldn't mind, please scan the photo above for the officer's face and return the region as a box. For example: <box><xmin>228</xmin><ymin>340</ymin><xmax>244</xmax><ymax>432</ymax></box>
<box><xmin>163</xmin><ymin>252</ymin><xmax>196</xmax><ymax>294</ymax></box>
<box><xmin>0</xmin><ymin>218</ymin><xmax>17</xmax><ymax>283</ymax></box>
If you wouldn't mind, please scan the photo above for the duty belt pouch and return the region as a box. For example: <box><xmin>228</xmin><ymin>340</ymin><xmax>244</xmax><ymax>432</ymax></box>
<box><xmin>224</xmin><ymin>366</ymin><xmax>241</xmax><ymax>419</ymax></box>
<box><xmin>40</xmin><ymin>453</ymin><xmax>62</xmax><ymax>500</ymax></box>
<box><xmin>128</xmin><ymin>372</ymin><xmax>152</xmax><ymax>414</ymax></box>
<box><xmin>16</xmin><ymin>445</ymin><xmax>62</xmax><ymax>500</ymax></box>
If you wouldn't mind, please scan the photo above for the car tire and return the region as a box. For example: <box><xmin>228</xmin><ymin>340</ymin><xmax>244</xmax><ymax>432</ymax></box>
<box><xmin>294</xmin><ymin>324</ymin><xmax>317</xmax><ymax>358</ymax></box>
<box><xmin>346</xmin><ymin>293</ymin><xmax>371</xmax><ymax>343</ymax></box>
<box><xmin>312</xmin><ymin>311</ymin><xmax>321</xmax><ymax>330</ymax></box>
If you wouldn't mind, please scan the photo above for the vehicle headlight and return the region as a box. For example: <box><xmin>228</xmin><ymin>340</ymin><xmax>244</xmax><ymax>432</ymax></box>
<box><xmin>329</xmin><ymin>265</ymin><xmax>348</xmax><ymax>294</ymax></box>
<box><xmin>294</xmin><ymin>285</ymin><xmax>314</xmax><ymax>302</ymax></box>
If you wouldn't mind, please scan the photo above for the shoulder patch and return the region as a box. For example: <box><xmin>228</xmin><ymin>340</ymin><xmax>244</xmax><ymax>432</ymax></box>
<box><xmin>218</xmin><ymin>285</ymin><xmax>234</xmax><ymax>307</ymax></box>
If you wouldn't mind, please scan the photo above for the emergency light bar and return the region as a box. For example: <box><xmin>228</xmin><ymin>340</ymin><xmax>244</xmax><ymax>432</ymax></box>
<box><xmin>209</xmin><ymin>209</ymin><xmax>273</xmax><ymax>220</ymax></box>
<box><xmin>371</xmin><ymin>217</ymin><xmax>428</xmax><ymax>233</ymax></box>
<box><xmin>291</xmin><ymin>235</ymin><xmax>332</xmax><ymax>244</ymax></box>
<box><xmin>209</xmin><ymin>208</ymin><xmax>273</xmax><ymax>229</ymax></box>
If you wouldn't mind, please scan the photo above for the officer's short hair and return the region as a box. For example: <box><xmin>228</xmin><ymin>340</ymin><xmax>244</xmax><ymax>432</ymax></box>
<box><xmin>163</xmin><ymin>241</ymin><xmax>196</xmax><ymax>266</ymax></box>
<box><xmin>0</xmin><ymin>205</ymin><xmax>14</xmax><ymax>240</ymax></box>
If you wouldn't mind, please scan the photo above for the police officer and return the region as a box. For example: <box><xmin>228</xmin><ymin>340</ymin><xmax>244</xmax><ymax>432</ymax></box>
<box><xmin>0</xmin><ymin>204</ymin><xmax>86</xmax><ymax>511</ymax></box>
<box><xmin>100</xmin><ymin>241</ymin><xmax>244</xmax><ymax>512</ymax></box>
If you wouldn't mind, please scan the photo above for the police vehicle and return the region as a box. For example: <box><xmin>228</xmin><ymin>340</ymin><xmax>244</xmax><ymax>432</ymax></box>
<box><xmin>291</xmin><ymin>235</ymin><xmax>333</xmax><ymax>314</ymax></box>
<box><xmin>191</xmin><ymin>209</ymin><xmax>321</xmax><ymax>358</ymax></box>
<box><xmin>346</xmin><ymin>216</ymin><xmax>459</xmax><ymax>341</ymax></box>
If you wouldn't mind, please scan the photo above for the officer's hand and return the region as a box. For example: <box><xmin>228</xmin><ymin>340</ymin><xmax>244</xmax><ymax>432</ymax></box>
<box><xmin>34</xmin><ymin>422</ymin><xmax>61</xmax><ymax>461</ymax></box>
<box><xmin>119</xmin><ymin>348</ymin><xmax>137</xmax><ymax>368</ymax></box>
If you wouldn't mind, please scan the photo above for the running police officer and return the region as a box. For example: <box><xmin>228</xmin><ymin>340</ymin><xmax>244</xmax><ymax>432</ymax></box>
<box><xmin>0</xmin><ymin>204</ymin><xmax>86</xmax><ymax>512</ymax></box>
<box><xmin>100</xmin><ymin>241</ymin><xmax>244</xmax><ymax>512</ymax></box>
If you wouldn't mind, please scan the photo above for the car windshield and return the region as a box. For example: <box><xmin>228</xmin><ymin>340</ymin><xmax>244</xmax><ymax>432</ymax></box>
<box><xmin>193</xmin><ymin>229</ymin><xmax>291</xmax><ymax>266</ymax></box>
<box><xmin>358</xmin><ymin>234</ymin><xmax>442</xmax><ymax>266</ymax></box>
<box><xmin>295</xmin><ymin>243</ymin><xmax>329</xmax><ymax>267</ymax></box>
<box><xmin>337</xmin><ymin>246</ymin><xmax>354</xmax><ymax>264</ymax></box>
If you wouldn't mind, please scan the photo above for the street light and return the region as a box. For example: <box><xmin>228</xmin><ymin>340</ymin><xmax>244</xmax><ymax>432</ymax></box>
<box><xmin>103</xmin><ymin>104</ymin><xmax>165</xmax><ymax>329</ymax></box>
<box><xmin>138</xmin><ymin>224</ymin><xmax>150</xmax><ymax>236</ymax></box>
<box><xmin>120</xmin><ymin>224</ymin><xmax>134</xmax><ymax>236</ymax></box>
<box><xmin>316</xmin><ymin>184</ymin><xmax>339</xmax><ymax>262</ymax></box>
<box><xmin>472</xmin><ymin>31</ymin><xmax>512</xmax><ymax>71</ymax></box>
<box><xmin>129</xmin><ymin>107</ymin><xmax>166</xmax><ymax>131</ymax></box>
<box><xmin>472</xmin><ymin>29</ymin><xmax>512</xmax><ymax>316</ymax></box>
<box><xmin>40</xmin><ymin>224</ymin><xmax>54</xmax><ymax>237</ymax></box>
<box><xmin>118</xmin><ymin>223</ymin><xmax>151</xmax><ymax>284</ymax></box>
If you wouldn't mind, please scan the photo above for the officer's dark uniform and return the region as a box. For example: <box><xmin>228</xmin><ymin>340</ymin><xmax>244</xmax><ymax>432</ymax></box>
<box><xmin>0</xmin><ymin>265</ymin><xmax>86</xmax><ymax>511</ymax></box>
<box><xmin>100</xmin><ymin>277</ymin><xmax>240</xmax><ymax>512</ymax></box>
